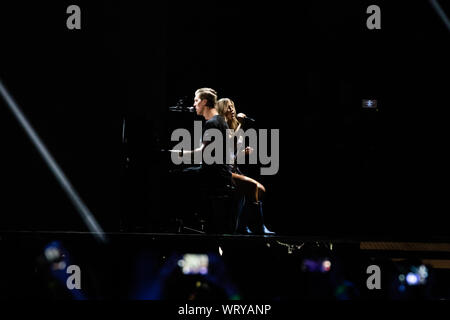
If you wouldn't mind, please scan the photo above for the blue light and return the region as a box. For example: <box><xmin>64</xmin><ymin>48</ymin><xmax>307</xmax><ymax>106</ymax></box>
<box><xmin>406</xmin><ymin>272</ymin><xmax>419</xmax><ymax>286</ymax></box>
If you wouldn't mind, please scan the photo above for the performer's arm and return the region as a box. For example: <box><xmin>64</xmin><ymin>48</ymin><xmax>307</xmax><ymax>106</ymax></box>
<box><xmin>170</xmin><ymin>143</ymin><xmax>205</xmax><ymax>157</ymax></box>
<box><xmin>237</xmin><ymin>146</ymin><xmax>253</xmax><ymax>157</ymax></box>
<box><xmin>229</xmin><ymin>113</ymin><xmax>246</xmax><ymax>138</ymax></box>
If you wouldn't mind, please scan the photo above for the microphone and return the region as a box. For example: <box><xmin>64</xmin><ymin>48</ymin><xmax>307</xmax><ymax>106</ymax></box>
<box><xmin>238</xmin><ymin>115</ymin><xmax>255</xmax><ymax>122</ymax></box>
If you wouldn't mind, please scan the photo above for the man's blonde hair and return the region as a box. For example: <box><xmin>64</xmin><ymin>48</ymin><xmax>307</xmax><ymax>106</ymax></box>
<box><xmin>195</xmin><ymin>88</ymin><xmax>218</xmax><ymax>108</ymax></box>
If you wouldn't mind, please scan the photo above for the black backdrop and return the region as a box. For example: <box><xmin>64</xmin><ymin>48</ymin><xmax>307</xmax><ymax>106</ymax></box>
<box><xmin>0</xmin><ymin>1</ymin><xmax>448</xmax><ymax>237</ymax></box>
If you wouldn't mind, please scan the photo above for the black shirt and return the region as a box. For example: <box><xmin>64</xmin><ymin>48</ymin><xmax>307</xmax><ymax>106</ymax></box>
<box><xmin>201</xmin><ymin>114</ymin><xmax>232</xmax><ymax>185</ymax></box>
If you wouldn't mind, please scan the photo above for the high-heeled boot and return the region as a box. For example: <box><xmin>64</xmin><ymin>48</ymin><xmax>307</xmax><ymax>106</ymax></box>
<box><xmin>248</xmin><ymin>201</ymin><xmax>275</xmax><ymax>235</ymax></box>
<box><xmin>234</xmin><ymin>197</ymin><xmax>253</xmax><ymax>234</ymax></box>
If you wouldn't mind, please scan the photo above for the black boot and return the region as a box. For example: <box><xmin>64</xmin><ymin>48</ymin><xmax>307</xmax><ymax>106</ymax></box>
<box><xmin>248</xmin><ymin>201</ymin><xmax>275</xmax><ymax>235</ymax></box>
<box><xmin>234</xmin><ymin>197</ymin><xmax>253</xmax><ymax>234</ymax></box>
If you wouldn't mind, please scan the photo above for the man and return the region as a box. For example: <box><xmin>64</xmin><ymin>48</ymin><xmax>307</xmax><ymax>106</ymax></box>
<box><xmin>171</xmin><ymin>88</ymin><xmax>274</xmax><ymax>234</ymax></box>
<box><xmin>172</xmin><ymin>88</ymin><xmax>233</xmax><ymax>187</ymax></box>
<box><xmin>169</xmin><ymin>88</ymin><xmax>234</xmax><ymax>233</ymax></box>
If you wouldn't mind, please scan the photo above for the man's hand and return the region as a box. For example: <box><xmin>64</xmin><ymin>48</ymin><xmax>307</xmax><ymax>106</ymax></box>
<box><xmin>169</xmin><ymin>149</ymin><xmax>183</xmax><ymax>159</ymax></box>
<box><xmin>244</xmin><ymin>146</ymin><xmax>253</xmax><ymax>155</ymax></box>
<box><xmin>237</xmin><ymin>146</ymin><xmax>254</xmax><ymax>158</ymax></box>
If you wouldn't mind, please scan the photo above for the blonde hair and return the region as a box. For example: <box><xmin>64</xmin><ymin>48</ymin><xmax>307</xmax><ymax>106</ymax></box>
<box><xmin>195</xmin><ymin>88</ymin><xmax>218</xmax><ymax>108</ymax></box>
<box><xmin>216</xmin><ymin>98</ymin><xmax>239</xmax><ymax>130</ymax></box>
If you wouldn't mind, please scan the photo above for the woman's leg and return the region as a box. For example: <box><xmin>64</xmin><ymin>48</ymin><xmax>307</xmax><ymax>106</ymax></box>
<box><xmin>231</xmin><ymin>173</ymin><xmax>265</xmax><ymax>202</ymax></box>
<box><xmin>231</xmin><ymin>173</ymin><xmax>273</xmax><ymax>234</ymax></box>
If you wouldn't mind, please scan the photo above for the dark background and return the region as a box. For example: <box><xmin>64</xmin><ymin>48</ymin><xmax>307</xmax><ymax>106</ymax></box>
<box><xmin>0</xmin><ymin>1</ymin><xmax>448</xmax><ymax>237</ymax></box>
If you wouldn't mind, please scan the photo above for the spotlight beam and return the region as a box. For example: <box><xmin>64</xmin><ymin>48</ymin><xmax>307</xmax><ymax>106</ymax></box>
<box><xmin>0</xmin><ymin>79</ymin><xmax>107</xmax><ymax>244</ymax></box>
<box><xmin>430</xmin><ymin>0</ymin><xmax>450</xmax><ymax>32</ymax></box>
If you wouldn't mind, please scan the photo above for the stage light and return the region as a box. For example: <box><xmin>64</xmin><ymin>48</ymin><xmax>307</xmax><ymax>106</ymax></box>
<box><xmin>406</xmin><ymin>272</ymin><xmax>419</xmax><ymax>286</ymax></box>
<box><xmin>397</xmin><ymin>264</ymin><xmax>429</xmax><ymax>286</ymax></box>
<box><xmin>418</xmin><ymin>265</ymin><xmax>428</xmax><ymax>279</ymax></box>
<box><xmin>0</xmin><ymin>80</ymin><xmax>107</xmax><ymax>244</ymax></box>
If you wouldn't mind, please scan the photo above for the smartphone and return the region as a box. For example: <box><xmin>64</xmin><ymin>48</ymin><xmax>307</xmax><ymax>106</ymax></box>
<box><xmin>362</xmin><ymin>99</ymin><xmax>378</xmax><ymax>109</ymax></box>
<box><xmin>178</xmin><ymin>254</ymin><xmax>209</xmax><ymax>275</ymax></box>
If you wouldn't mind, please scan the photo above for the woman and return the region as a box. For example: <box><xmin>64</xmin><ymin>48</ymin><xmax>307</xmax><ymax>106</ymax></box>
<box><xmin>216</xmin><ymin>98</ymin><xmax>274</xmax><ymax>235</ymax></box>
